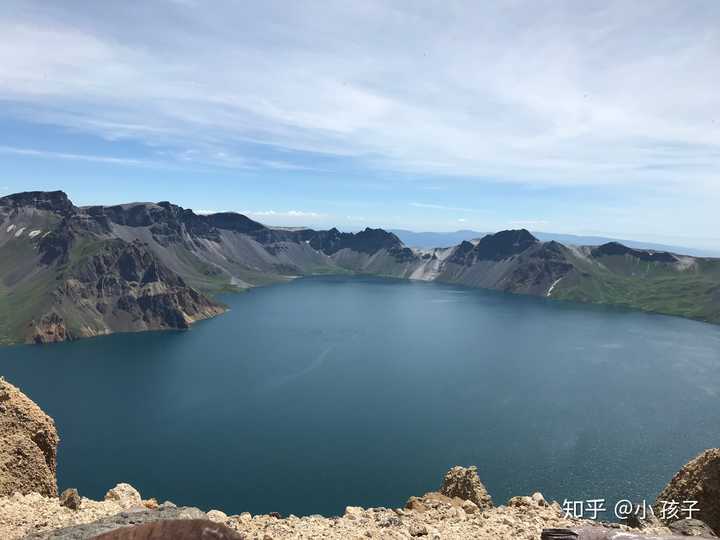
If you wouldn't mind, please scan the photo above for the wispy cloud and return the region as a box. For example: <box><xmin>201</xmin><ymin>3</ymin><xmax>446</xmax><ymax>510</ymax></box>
<box><xmin>0</xmin><ymin>145</ymin><xmax>158</xmax><ymax>167</ymax></box>
<box><xmin>0</xmin><ymin>1</ymin><xmax>718</xmax><ymax>191</ymax></box>
<box><xmin>509</xmin><ymin>220</ymin><xmax>550</xmax><ymax>228</ymax></box>
<box><xmin>410</xmin><ymin>202</ymin><xmax>483</xmax><ymax>212</ymax></box>
<box><xmin>0</xmin><ymin>1</ymin><xmax>718</xmax><ymax>242</ymax></box>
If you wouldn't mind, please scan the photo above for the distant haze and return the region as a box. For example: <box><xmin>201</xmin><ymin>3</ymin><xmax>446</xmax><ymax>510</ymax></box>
<box><xmin>389</xmin><ymin>229</ymin><xmax>720</xmax><ymax>258</ymax></box>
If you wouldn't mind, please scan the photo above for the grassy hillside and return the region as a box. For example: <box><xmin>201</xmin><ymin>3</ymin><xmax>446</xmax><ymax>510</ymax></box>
<box><xmin>554</xmin><ymin>252</ymin><xmax>720</xmax><ymax>324</ymax></box>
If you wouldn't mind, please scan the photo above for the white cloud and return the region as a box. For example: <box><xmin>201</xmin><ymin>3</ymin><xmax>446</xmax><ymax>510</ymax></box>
<box><xmin>0</xmin><ymin>145</ymin><xmax>157</xmax><ymax>167</ymax></box>
<box><xmin>410</xmin><ymin>202</ymin><xmax>482</xmax><ymax>212</ymax></box>
<box><xmin>0</xmin><ymin>0</ymin><xmax>718</xmax><ymax>195</ymax></box>
<box><xmin>0</xmin><ymin>0</ymin><xmax>719</xmax><ymax>252</ymax></box>
<box><xmin>509</xmin><ymin>220</ymin><xmax>550</xmax><ymax>228</ymax></box>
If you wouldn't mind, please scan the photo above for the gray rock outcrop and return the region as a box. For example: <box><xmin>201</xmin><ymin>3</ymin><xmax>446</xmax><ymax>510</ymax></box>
<box><xmin>24</xmin><ymin>506</ymin><xmax>209</xmax><ymax>539</ymax></box>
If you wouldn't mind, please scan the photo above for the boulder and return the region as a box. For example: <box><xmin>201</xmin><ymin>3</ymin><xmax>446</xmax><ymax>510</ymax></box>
<box><xmin>439</xmin><ymin>466</ymin><xmax>493</xmax><ymax>510</ymax></box>
<box><xmin>104</xmin><ymin>483</ymin><xmax>143</xmax><ymax>508</ymax></box>
<box><xmin>409</xmin><ymin>522</ymin><xmax>428</xmax><ymax>536</ymax></box>
<box><xmin>207</xmin><ymin>509</ymin><xmax>229</xmax><ymax>523</ymax></box>
<box><xmin>405</xmin><ymin>496</ymin><xmax>428</xmax><ymax>513</ymax></box>
<box><xmin>25</xmin><ymin>506</ymin><xmax>209</xmax><ymax>539</ymax></box>
<box><xmin>623</xmin><ymin>502</ymin><xmax>663</xmax><ymax>530</ymax></box>
<box><xmin>0</xmin><ymin>378</ymin><xmax>59</xmax><ymax>497</ymax></box>
<box><xmin>59</xmin><ymin>488</ymin><xmax>82</xmax><ymax>510</ymax></box>
<box><xmin>462</xmin><ymin>500</ymin><xmax>480</xmax><ymax>514</ymax></box>
<box><xmin>655</xmin><ymin>449</ymin><xmax>720</xmax><ymax>534</ymax></box>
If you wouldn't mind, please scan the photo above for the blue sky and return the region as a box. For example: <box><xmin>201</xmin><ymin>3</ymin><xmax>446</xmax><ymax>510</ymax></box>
<box><xmin>1</xmin><ymin>1</ymin><xmax>719</xmax><ymax>249</ymax></box>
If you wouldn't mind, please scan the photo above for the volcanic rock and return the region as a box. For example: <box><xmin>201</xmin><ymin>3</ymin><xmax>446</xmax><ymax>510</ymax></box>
<box><xmin>0</xmin><ymin>378</ymin><xmax>59</xmax><ymax>497</ymax></box>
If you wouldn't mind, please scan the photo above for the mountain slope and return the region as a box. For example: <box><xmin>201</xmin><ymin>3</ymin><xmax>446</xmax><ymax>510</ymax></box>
<box><xmin>552</xmin><ymin>243</ymin><xmax>720</xmax><ymax>322</ymax></box>
<box><xmin>0</xmin><ymin>193</ymin><xmax>225</xmax><ymax>344</ymax></box>
<box><xmin>1</xmin><ymin>191</ymin><xmax>719</xmax><ymax>344</ymax></box>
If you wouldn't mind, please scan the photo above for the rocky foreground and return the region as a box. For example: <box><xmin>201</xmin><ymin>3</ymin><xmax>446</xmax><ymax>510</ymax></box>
<box><xmin>1</xmin><ymin>378</ymin><xmax>718</xmax><ymax>539</ymax></box>
<box><xmin>0</xmin><ymin>471</ymin><xmax>673</xmax><ymax>540</ymax></box>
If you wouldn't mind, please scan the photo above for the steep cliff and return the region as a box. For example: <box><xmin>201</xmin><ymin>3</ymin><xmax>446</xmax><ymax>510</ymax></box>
<box><xmin>0</xmin><ymin>192</ymin><xmax>225</xmax><ymax>344</ymax></box>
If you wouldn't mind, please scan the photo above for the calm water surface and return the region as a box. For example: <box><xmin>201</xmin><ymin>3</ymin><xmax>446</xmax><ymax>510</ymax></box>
<box><xmin>1</xmin><ymin>276</ymin><xmax>719</xmax><ymax>516</ymax></box>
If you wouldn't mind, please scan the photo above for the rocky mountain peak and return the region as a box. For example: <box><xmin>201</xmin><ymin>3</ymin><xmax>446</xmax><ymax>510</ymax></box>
<box><xmin>473</xmin><ymin>229</ymin><xmax>539</xmax><ymax>260</ymax></box>
<box><xmin>0</xmin><ymin>190</ymin><xmax>75</xmax><ymax>214</ymax></box>
<box><xmin>204</xmin><ymin>212</ymin><xmax>266</xmax><ymax>234</ymax></box>
<box><xmin>308</xmin><ymin>227</ymin><xmax>403</xmax><ymax>255</ymax></box>
<box><xmin>592</xmin><ymin>242</ymin><xmax>678</xmax><ymax>263</ymax></box>
<box><xmin>592</xmin><ymin>242</ymin><xmax>634</xmax><ymax>256</ymax></box>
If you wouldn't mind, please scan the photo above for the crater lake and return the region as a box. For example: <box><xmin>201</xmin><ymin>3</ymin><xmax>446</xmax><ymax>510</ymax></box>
<box><xmin>1</xmin><ymin>275</ymin><xmax>719</xmax><ymax>517</ymax></box>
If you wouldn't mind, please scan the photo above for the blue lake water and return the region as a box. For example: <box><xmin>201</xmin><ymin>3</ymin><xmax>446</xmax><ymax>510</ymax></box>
<box><xmin>1</xmin><ymin>275</ymin><xmax>719</xmax><ymax>517</ymax></box>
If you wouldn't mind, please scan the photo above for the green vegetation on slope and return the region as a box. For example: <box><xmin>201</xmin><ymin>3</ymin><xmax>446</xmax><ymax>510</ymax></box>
<box><xmin>555</xmin><ymin>254</ymin><xmax>720</xmax><ymax>324</ymax></box>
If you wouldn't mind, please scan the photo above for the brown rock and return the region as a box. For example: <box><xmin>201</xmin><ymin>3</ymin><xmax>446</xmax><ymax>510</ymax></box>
<box><xmin>655</xmin><ymin>448</ymin><xmax>720</xmax><ymax>534</ymax></box>
<box><xmin>104</xmin><ymin>483</ymin><xmax>142</xmax><ymax>508</ymax></box>
<box><xmin>422</xmin><ymin>492</ymin><xmax>455</xmax><ymax>505</ymax></box>
<box><xmin>0</xmin><ymin>378</ymin><xmax>59</xmax><ymax>497</ymax></box>
<box><xmin>439</xmin><ymin>466</ymin><xmax>493</xmax><ymax>510</ymax></box>
<box><xmin>405</xmin><ymin>497</ymin><xmax>428</xmax><ymax>513</ymax></box>
<box><xmin>59</xmin><ymin>488</ymin><xmax>81</xmax><ymax>510</ymax></box>
<box><xmin>508</xmin><ymin>496</ymin><xmax>534</xmax><ymax>508</ymax></box>
<box><xmin>532</xmin><ymin>492</ymin><xmax>547</xmax><ymax>507</ymax></box>
<box><xmin>409</xmin><ymin>522</ymin><xmax>428</xmax><ymax>536</ymax></box>
<box><xmin>208</xmin><ymin>509</ymin><xmax>229</xmax><ymax>523</ymax></box>
<box><xmin>345</xmin><ymin>506</ymin><xmax>363</xmax><ymax>517</ymax></box>
<box><xmin>29</xmin><ymin>312</ymin><xmax>67</xmax><ymax>344</ymax></box>
<box><xmin>462</xmin><ymin>500</ymin><xmax>479</xmax><ymax>514</ymax></box>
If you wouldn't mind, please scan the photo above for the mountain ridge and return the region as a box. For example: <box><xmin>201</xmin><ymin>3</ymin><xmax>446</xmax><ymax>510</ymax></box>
<box><xmin>1</xmin><ymin>191</ymin><xmax>719</xmax><ymax>344</ymax></box>
<box><xmin>389</xmin><ymin>228</ymin><xmax>720</xmax><ymax>257</ymax></box>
